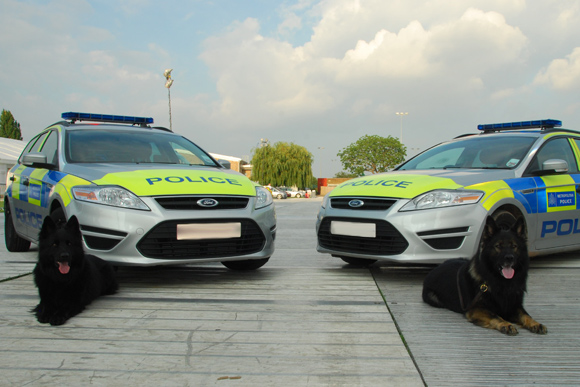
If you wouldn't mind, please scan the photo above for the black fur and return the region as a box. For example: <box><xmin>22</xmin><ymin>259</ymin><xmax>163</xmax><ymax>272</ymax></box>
<box><xmin>32</xmin><ymin>216</ymin><xmax>118</xmax><ymax>326</ymax></box>
<box><xmin>422</xmin><ymin>216</ymin><xmax>547</xmax><ymax>335</ymax></box>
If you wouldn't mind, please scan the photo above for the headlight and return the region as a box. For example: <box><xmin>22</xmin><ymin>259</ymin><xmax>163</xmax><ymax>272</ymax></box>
<box><xmin>321</xmin><ymin>194</ymin><xmax>331</xmax><ymax>209</ymax></box>
<box><xmin>255</xmin><ymin>186</ymin><xmax>273</xmax><ymax>209</ymax></box>
<box><xmin>399</xmin><ymin>190</ymin><xmax>484</xmax><ymax>212</ymax></box>
<box><xmin>72</xmin><ymin>186</ymin><xmax>150</xmax><ymax>210</ymax></box>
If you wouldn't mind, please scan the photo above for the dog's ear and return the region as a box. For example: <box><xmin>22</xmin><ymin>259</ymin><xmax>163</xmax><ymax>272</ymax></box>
<box><xmin>512</xmin><ymin>217</ymin><xmax>527</xmax><ymax>241</ymax></box>
<box><xmin>39</xmin><ymin>216</ymin><xmax>57</xmax><ymax>239</ymax></box>
<box><xmin>482</xmin><ymin>216</ymin><xmax>498</xmax><ymax>242</ymax></box>
<box><xmin>64</xmin><ymin>216</ymin><xmax>82</xmax><ymax>237</ymax></box>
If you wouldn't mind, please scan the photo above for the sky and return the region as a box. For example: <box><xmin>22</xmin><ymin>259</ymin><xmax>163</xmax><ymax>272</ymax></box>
<box><xmin>1</xmin><ymin>0</ymin><xmax>580</xmax><ymax>177</ymax></box>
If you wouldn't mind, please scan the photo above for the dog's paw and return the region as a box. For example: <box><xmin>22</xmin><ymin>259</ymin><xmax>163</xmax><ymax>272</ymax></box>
<box><xmin>500</xmin><ymin>324</ymin><xmax>519</xmax><ymax>336</ymax></box>
<box><xmin>49</xmin><ymin>315</ymin><xmax>69</xmax><ymax>326</ymax></box>
<box><xmin>33</xmin><ymin>305</ymin><xmax>51</xmax><ymax>324</ymax></box>
<box><xmin>529</xmin><ymin>323</ymin><xmax>548</xmax><ymax>335</ymax></box>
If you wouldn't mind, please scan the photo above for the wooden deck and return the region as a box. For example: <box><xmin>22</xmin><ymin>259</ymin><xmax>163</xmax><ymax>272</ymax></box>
<box><xmin>1</xmin><ymin>198</ymin><xmax>579</xmax><ymax>386</ymax></box>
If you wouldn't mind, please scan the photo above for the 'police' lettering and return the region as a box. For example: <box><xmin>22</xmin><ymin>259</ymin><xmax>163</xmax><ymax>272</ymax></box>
<box><xmin>336</xmin><ymin>179</ymin><xmax>413</xmax><ymax>190</ymax></box>
<box><xmin>541</xmin><ymin>218</ymin><xmax>580</xmax><ymax>238</ymax></box>
<box><xmin>146</xmin><ymin>176</ymin><xmax>241</xmax><ymax>186</ymax></box>
<box><xmin>15</xmin><ymin>208</ymin><xmax>43</xmax><ymax>229</ymax></box>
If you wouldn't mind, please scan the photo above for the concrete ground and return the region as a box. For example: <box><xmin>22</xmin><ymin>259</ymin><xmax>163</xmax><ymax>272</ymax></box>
<box><xmin>1</xmin><ymin>197</ymin><xmax>579</xmax><ymax>386</ymax></box>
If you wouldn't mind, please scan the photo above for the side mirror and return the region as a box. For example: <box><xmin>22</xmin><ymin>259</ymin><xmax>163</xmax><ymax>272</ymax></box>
<box><xmin>542</xmin><ymin>159</ymin><xmax>568</xmax><ymax>174</ymax></box>
<box><xmin>22</xmin><ymin>153</ymin><xmax>51</xmax><ymax>168</ymax></box>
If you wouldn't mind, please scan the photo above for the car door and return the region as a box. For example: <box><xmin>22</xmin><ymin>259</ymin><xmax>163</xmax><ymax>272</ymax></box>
<box><xmin>10</xmin><ymin>130</ymin><xmax>59</xmax><ymax>238</ymax></box>
<box><xmin>527</xmin><ymin>136</ymin><xmax>580</xmax><ymax>250</ymax></box>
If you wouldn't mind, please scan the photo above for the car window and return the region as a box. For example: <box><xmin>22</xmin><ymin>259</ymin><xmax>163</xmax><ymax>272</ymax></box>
<box><xmin>38</xmin><ymin>130</ymin><xmax>59</xmax><ymax>166</ymax></box>
<box><xmin>525</xmin><ymin>137</ymin><xmax>578</xmax><ymax>174</ymax></box>
<box><xmin>398</xmin><ymin>136</ymin><xmax>536</xmax><ymax>170</ymax></box>
<box><xmin>19</xmin><ymin>133</ymin><xmax>44</xmax><ymax>162</ymax></box>
<box><xmin>65</xmin><ymin>130</ymin><xmax>218</xmax><ymax>166</ymax></box>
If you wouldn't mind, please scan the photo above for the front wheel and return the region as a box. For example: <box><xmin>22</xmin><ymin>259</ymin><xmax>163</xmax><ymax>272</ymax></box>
<box><xmin>295</xmin><ymin>193</ymin><xmax>302</xmax><ymax>198</ymax></box>
<box><xmin>4</xmin><ymin>201</ymin><xmax>31</xmax><ymax>252</ymax></box>
<box><xmin>492</xmin><ymin>209</ymin><xmax>517</xmax><ymax>230</ymax></box>
<box><xmin>221</xmin><ymin>258</ymin><xmax>269</xmax><ymax>271</ymax></box>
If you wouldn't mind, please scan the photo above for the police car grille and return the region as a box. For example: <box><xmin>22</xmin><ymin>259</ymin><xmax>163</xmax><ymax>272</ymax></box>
<box><xmin>318</xmin><ymin>217</ymin><xmax>408</xmax><ymax>255</ymax></box>
<box><xmin>330</xmin><ymin>198</ymin><xmax>397</xmax><ymax>210</ymax></box>
<box><xmin>137</xmin><ymin>219</ymin><xmax>265</xmax><ymax>259</ymax></box>
<box><xmin>155</xmin><ymin>196</ymin><xmax>249</xmax><ymax>210</ymax></box>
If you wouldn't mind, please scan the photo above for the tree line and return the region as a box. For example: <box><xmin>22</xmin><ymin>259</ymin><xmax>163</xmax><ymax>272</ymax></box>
<box><xmin>250</xmin><ymin>134</ymin><xmax>406</xmax><ymax>188</ymax></box>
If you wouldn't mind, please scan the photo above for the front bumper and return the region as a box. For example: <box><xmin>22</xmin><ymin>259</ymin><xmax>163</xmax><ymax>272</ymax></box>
<box><xmin>68</xmin><ymin>195</ymin><xmax>276</xmax><ymax>266</ymax></box>
<box><xmin>316</xmin><ymin>196</ymin><xmax>488</xmax><ymax>264</ymax></box>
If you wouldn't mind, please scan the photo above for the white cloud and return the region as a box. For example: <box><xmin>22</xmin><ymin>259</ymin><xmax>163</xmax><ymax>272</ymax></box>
<box><xmin>534</xmin><ymin>47</ymin><xmax>580</xmax><ymax>91</ymax></box>
<box><xmin>199</xmin><ymin>6</ymin><xmax>529</xmax><ymax>126</ymax></box>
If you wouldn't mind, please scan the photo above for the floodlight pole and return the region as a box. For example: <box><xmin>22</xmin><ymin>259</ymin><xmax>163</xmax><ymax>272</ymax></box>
<box><xmin>396</xmin><ymin>112</ymin><xmax>408</xmax><ymax>143</ymax></box>
<box><xmin>164</xmin><ymin>69</ymin><xmax>174</xmax><ymax>131</ymax></box>
<box><xmin>167</xmin><ymin>88</ymin><xmax>172</xmax><ymax>131</ymax></box>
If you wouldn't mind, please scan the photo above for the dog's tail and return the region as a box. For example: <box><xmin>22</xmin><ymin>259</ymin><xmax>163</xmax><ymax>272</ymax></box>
<box><xmin>422</xmin><ymin>287</ymin><xmax>444</xmax><ymax>308</ymax></box>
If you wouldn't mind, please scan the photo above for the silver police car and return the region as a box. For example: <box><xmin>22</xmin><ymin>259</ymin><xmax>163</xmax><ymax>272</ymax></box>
<box><xmin>316</xmin><ymin>119</ymin><xmax>580</xmax><ymax>265</ymax></box>
<box><xmin>5</xmin><ymin>112</ymin><xmax>276</xmax><ymax>270</ymax></box>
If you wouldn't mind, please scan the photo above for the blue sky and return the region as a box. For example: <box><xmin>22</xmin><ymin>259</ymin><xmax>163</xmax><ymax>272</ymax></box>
<box><xmin>2</xmin><ymin>0</ymin><xmax>580</xmax><ymax>177</ymax></box>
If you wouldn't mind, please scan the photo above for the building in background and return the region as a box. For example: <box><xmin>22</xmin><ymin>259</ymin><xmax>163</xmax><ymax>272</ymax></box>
<box><xmin>0</xmin><ymin>138</ymin><xmax>25</xmax><ymax>195</ymax></box>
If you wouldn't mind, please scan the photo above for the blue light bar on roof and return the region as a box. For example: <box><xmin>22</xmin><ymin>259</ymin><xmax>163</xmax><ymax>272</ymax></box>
<box><xmin>478</xmin><ymin>119</ymin><xmax>562</xmax><ymax>131</ymax></box>
<box><xmin>61</xmin><ymin>112</ymin><xmax>154</xmax><ymax>125</ymax></box>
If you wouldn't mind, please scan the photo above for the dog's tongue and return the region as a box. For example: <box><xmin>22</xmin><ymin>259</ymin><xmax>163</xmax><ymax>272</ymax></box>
<box><xmin>58</xmin><ymin>262</ymin><xmax>70</xmax><ymax>275</ymax></box>
<box><xmin>502</xmin><ymin>266</ymin><xmax>515</xmax><ymax>279</ymax></box>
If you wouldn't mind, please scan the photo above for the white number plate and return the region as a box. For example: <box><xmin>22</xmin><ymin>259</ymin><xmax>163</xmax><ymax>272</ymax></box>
<box><xmin>330</xmin><ymin>221</ymin><xmax>376</xmax><ymax>238</ymax></box>
<box><xmin>177</xmin><ymin>223</ymin><xmax>241</xmax><ymax>240</ymax></box>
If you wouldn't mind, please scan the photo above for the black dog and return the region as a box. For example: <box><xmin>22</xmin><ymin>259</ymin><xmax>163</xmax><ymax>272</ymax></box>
<box><xmin>422</xmin><ymin>216</ymin><xmax>547</xmax><ymax>336</ymax></box>
<box><xmin>32</xmin><ymin>216</ymin><xmax>118</xmax><ymax>326</ymax></box>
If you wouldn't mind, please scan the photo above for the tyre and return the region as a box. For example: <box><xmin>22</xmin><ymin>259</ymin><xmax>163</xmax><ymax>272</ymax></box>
<box><xmin>221</xmin><ymin>258</ymin><xmax>269</xmax><ymax>270</ymax></box>
<box><xmin>4</xmin><ymin>201</ymin><xmax>31</xmax><ymax>252</ymax></box>
<box><xmin>339</xmin><ymin>256</ymin><xmax>377</xmax><ymax>267</ymax></box>
<box><xmin>492</xmin><ymin>209</ymin><xmax>517</xmax><ymax>230</ymax></box>
<box><xmin>276</xmin><ymin>194</ymin><xmax>282</xmax><ymax>199</ymax></box>
<box><xmin>49</xmin><ymin>207</ymin><xmax>66</xmax><ymax>225</ymax></box>
<box><xmin>296</xmin><ymin>193</ymin><xmax>302</xmax><ymax>198</ymax></box>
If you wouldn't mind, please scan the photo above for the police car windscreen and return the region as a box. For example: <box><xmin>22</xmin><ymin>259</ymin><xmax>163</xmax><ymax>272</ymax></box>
<box><xmin>398</xmin><ymin>136</ymin><xmax>536</xmax><ymax>171</ymax></box>
<box><xmin>65</xmin><ymin>130</ymin><xmax>218</xmax><ymax>166</ymax></box>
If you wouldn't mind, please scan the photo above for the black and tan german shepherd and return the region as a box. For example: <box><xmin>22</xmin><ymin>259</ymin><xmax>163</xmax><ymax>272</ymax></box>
<box><xmin>422</xmin><ymin>216</ymin><xmax>547</xmax><ymax>336</ymax></box>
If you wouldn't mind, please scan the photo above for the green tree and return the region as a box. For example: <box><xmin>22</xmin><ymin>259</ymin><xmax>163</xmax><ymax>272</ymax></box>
<box><xmin>334</xmin><ymin>171</ymin><xmax>358</xmax><ymax>178</ymax></box>
<box><xmin>338</xmin><ymin>134</ymin><xmax>406</xmax><ymax>176</ymax></box>
<box><xmin>0</xmin><ymin>109</ymin><xmax>23</xmax><ymax>140</ymax></box>
<box><xmin>251</xmin><ymin>141</ymin><xmax>313</xmax><ymax>188</ymax></box>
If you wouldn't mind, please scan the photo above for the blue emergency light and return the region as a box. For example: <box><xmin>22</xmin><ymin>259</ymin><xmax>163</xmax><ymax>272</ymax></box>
<box><xmin>478</xmin><ymin>119</ymin><xmax>562</xmax><ymax>131</ymax></box>
<box><xmin>61</xmin><ymin>112</ymin><xmax>154</xmax><ymax>125</ymax></box>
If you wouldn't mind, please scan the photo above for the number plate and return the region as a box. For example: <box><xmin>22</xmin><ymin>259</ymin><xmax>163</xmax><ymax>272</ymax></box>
<box><xmin>330</xmin><ymin>221</ymin><xmax>376</xmax><ymax>238</ymax></box>
<box><xmin>177</xmin><ymin>223</ymin><xmax>241</xmax><ymax>240</ymax></box>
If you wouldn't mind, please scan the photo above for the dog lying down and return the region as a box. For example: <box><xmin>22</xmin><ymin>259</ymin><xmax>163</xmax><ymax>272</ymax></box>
<box><xmin>422</xmin><ymin>216</ymin><xmax>547</xmax><ymax>336</ymax></box>
<box><xmin>32</xmin><ymin>216</ymin><xmax>118</xmax><ymax>326</ymax></box>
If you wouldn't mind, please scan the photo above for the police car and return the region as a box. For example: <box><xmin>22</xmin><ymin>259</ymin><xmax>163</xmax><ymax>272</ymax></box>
<box><xmin>4</xmin><ymin>112</ymin><xmax>276</xmax><ymax>270</ymax></box>
<box><xmin>316</xmin><ymin>119</ymin><xmax>580</xmax><ymax>265</ymax></box>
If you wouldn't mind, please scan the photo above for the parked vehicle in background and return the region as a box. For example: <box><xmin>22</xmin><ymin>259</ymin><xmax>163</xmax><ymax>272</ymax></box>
<box><xmin>278</xmin><ymin>187</ymin><xmax>306</xmax><ymax>198</ymax></box>
<box><xmin>270</xmin><ymin>187</ymin><xmax>288</xmax><ymax>199</ymax></box>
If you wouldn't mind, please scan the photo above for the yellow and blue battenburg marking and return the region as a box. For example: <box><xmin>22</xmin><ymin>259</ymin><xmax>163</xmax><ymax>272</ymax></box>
<box><xmin>6</xmin><ymin>167</ymin><xmax>68</xmax><ymax>208</ymax></box>
<box><xmin>503</xmin><ymin>175</ymin><xmax>580</xmax><ymax>214</ymax></box>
